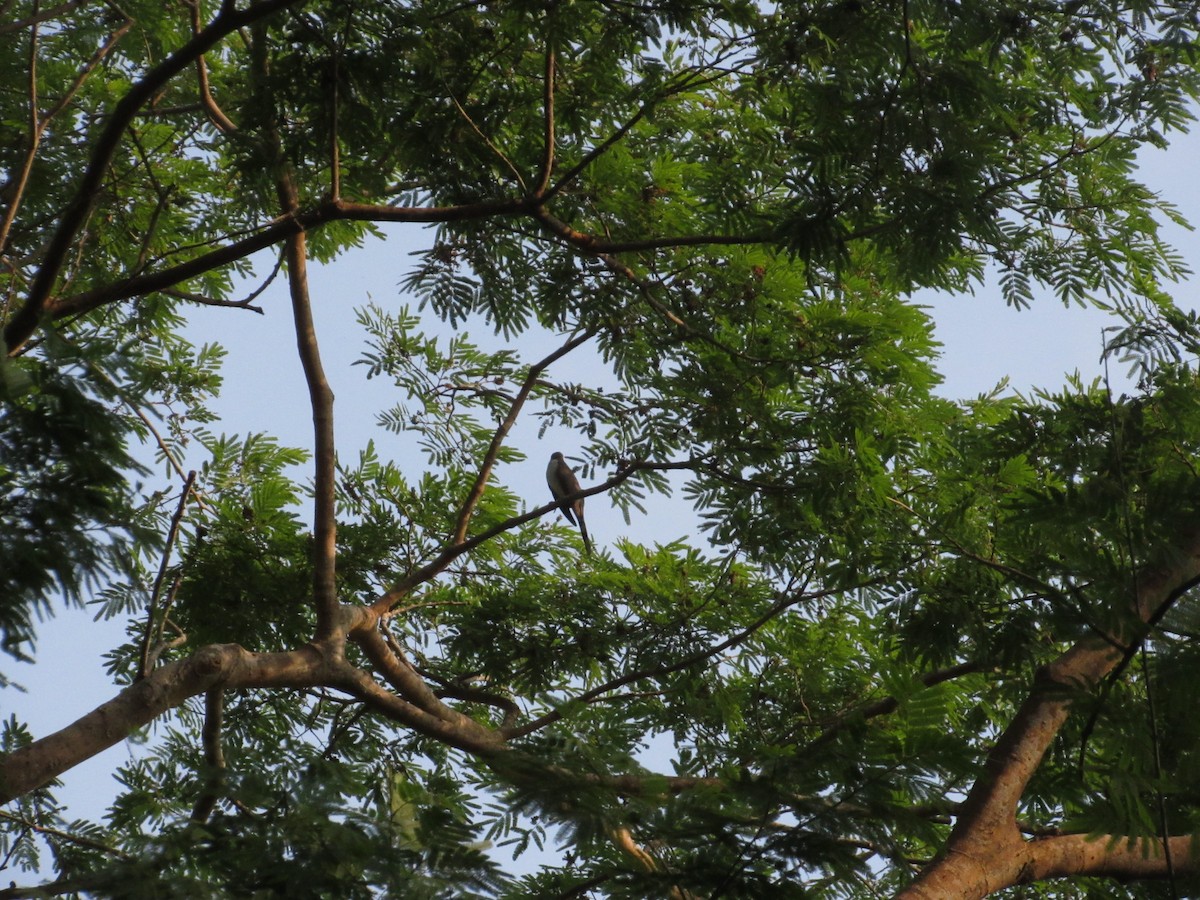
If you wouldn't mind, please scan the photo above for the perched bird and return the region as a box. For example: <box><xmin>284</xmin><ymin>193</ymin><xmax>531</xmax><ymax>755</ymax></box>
<box><xmin>546</xmin><ymin>451</ymin><xmax>593</xmax><ymax>556</ymax></box>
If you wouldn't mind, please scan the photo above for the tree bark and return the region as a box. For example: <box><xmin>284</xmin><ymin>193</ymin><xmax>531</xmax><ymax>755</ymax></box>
<box><xmin>0</xmin><ymin>643</ymin><xmax>326</xmax><ymax>803</ymax></box>
<box><xmin>899</xmin><ymin>534</ymin><xmax>1200</xmax><ymax>898</ymax></box>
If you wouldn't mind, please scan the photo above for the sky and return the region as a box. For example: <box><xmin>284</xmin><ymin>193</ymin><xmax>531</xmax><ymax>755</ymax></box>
<box><xmin>4</xmin><ymin>121</ymin><xmax>1200</xmax><ymax>868</ymax></box>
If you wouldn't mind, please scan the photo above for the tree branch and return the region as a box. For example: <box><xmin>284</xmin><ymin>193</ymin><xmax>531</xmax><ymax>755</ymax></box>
<box><xmin>803</xmin><ymin>660</ymin><xmax>987</xmax><ymax>753</ymax></box>
<box><xmin>450</xmin><ymin>327</ymin><xmax>596</xmax><ymax>544</ymax></box>
<box><xmin>0</xmin><ymin>642</ymin><xmax>330</xmax><ymax>803</ymax></box>
<box><xmin>506</xmin><ymin>580</ymin><xmax>855</xmax><ymax>739</ymax></box>
<box><xmin>1027</xmin><ymin>831</ymin><xmax>1200</xmax><ymax>883</ymax></box>
<box><xmin>371</xmin><ymin>463</ymin><xmax>643</xmax><ymax>616</ymax></box>
<box><xmin>278</xmin><ymin>174</ymin><xmax>339</xmax><ymax>641</ymax></box>
<box><xmin>329</xmin><ymin>660</ymin><xmax>504</xmax><ymax>758</ymax></box>
<box><xmin>183</xmin><ymin>0</ymin><xmax>239</xmax><ymax>135</ymax></box>
<box><xmin>900</xmin><ymin>530</ymin><xmax>1200</xmax><ymax>899</ymax></box>
<box><xmin>138</xmin><ymin>471</ymin><xmax>196</xmax><ymax>680</ymax></box>
<box><xmin>189</xmin><ymin>687</ymin><xmax>226</xmax><ymax>824</ymax></box>
<box><xmin>532</xmin><ymin>40</ymin><xmax>555</xmax><ymax>198</ymax></box>
<box><xmin>350</xmin><ymin>622</ymin><xmax>460</xmax><ymax>725</ymax></box>
<box><xmin>39</xmin><ymin>196</ymin><xmax>530</xmax><ymax>333</ymax></box>
<box><xmin>3</xmin><ymin>0</ymin><xmax>306</xmax><ymax>355</ymax></box>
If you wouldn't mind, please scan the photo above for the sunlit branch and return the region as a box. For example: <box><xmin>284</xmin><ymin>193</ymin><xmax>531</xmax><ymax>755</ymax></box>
<box><xmin>331</xmin><ymin>661</ymin><xmax>504</xmax><ymax>757</ymax></box>
<box><xmin>608</xmin><ymin>824</ymin><xmax>696</xmax><ymax>900</ymax></box>
<box><xmin>0</xmin><ymin>9</ymin><xmax>132</xmax><ymax>260</ymax></box>
<box><xmin>328</xmin><ymin>26</ymin><xmax>342</xmax><ymax>200</ymax></box>
<box><xmin>351</xmin><ymin>622</ymin><xmax>460</xmax><ymax>725</ymax></box>
<box><xmin>0</xmin><ymin>643</ymin><xmax>333</xmax><ymax>803</ymax></box>
<box><xmin>898</xmin><ymin>531</ymin><xmax>1200</xmax><ymax>899</ymax></box>
<box><xmin>539</xmin><ymin>66</ymin><xmax>726</xmax><ymax>205</ymax></box>
<box><xmin>446</xmin><ymin>88</ymin><xmax>527</xmax><ymax>193</ymax></box>
<box><xmin>275</xmin><ymin>174</ymin><xmax>339</xmax><ymax>641</ymax></box>
<box><xmin>0</xmin><ymin>8</ymin><xmax>39</xmax><ymax>262</ymax></box>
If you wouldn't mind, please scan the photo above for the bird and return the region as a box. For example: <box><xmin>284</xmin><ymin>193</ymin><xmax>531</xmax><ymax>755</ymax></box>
<box><xmin>546</xmin><ymin>451</ymin><xmax>593</xmax><ymax>556</ymax></box>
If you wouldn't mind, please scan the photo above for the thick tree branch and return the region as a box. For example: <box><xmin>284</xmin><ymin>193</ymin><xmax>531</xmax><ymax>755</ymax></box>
<box><xmin>330</xmin><ymin>660</ymin><xmax>504</xmax><ymax>758</ymax></box>
<box><xmin>350</xmin><ymin>623</ymin><xmax>460</xmax><ymax>725</ymax></box>
<box><xmin>1027</xmin><ymin>831</ymin><xmax>1200</xmax><ymax>883</ymax></box>
<box><xmin>900</xmin><ymin>531</ymin><xmax>1200</xmax><ymax>899</ymax></box>
<box><xmin>277</xmin><ymin>174</ymin><xmax>339</xmax><ymax>641</ymax></box>
<box><xmin>0</xmin><ymin>643</ymin><xmax>330</xmax><ymax>804</ymax></box>
<box><xmin>189</xmin><ymin>687</ymin><xmax>226</xmax><ymax>824</ymax></box>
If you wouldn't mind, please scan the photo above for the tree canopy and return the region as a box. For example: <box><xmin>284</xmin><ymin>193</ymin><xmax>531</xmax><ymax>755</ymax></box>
<box><xmin>4</xmin><ymin>0</ymin><xmax>1200</xmax><ymax>896</ymax></box>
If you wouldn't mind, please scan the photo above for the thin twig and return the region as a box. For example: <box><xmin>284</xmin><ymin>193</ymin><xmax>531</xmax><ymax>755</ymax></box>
<box><xmin>138</xmin><ymin>471</ymin><xmax>196</xmax><ymax>680</ymax></box>
<box><xmin>506</xmin><ymin>580</ymin><xmax>861</xmax><ymax>739</ymax></box>
<box><xmin>533</xmin><ymin>40</ymin><xmax>555</xmax><ymax>197</ymax></box>
<box><xmin>372</xmin><ymin>461</ymin><xmax>645</xmax><ymax>615</ymax></box>
<box><xmin>0</xmin><ymin>0</ymin><xmax>88</xmax><ymax>35</ymax></box>
<box><xmin>446</xmin><ymin>87</ymin><xmax>527</xmax><ymax>193</ymax></box>
<box><xmin>0</xmin><ymin>810</ymin><xmax>130</xmax><ymax>860</ymax></box>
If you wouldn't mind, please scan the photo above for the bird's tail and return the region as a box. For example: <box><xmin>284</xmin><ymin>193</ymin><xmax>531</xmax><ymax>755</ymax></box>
<box><xmin>578</xmin><ymin>518</ymin><xmax>593</xmax><ymax>556</ymax></box>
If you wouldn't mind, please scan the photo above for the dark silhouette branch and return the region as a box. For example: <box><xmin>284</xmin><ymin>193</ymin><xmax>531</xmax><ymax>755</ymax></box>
<box><xmin>803</xmin><ymin>661</ymin><xmax>987</xmax><ymax>753</ymax></box>
<box><xmin>138</xmin><ymin>471</ymin><xmax>196</xmax><ymax>680</ymax></box>
<box><xmin>505</xmin><ymin>580</ymin><xmax>856</xmax><ymax>739</ymax></box>
<box><xmin>189</xmin><ymin>688</ymin><xmax>226</xmax><ymax>824</ymax></box>
<box><xmin>4</xmin><ymin>0</ymin><xmax>306</xmax><ymax>355</ymax></box>
<box><xmin>40</xmin><ymin>196</ymin><xmax>531</xmax><ymax>331</ymax></box>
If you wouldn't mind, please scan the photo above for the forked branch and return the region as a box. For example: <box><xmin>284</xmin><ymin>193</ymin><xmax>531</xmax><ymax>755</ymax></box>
<box><xmin>899</xmin><ymin>531</ymin><xmax>1200</xmax><ymax>898</ymax></box>
<box><xmin>450</xmin><ymin>327</ymin><xmax>597</xmax><ymax>544</ymax></box>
